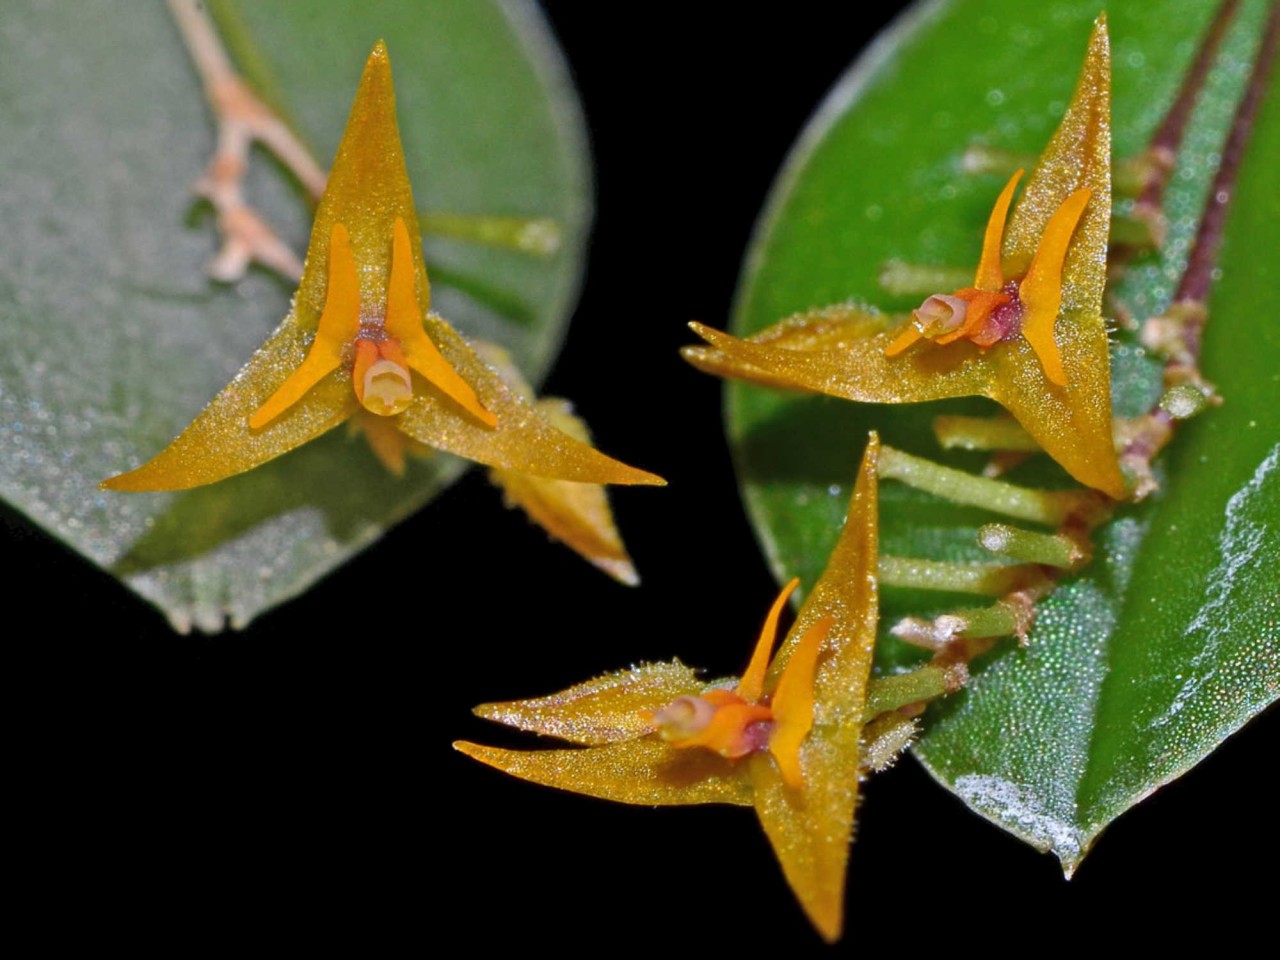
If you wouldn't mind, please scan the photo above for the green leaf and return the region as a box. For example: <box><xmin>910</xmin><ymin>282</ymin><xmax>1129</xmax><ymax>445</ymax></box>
<box><xmin>0</xmin><ymin>0</ymin><xmax>590</xmax><ymax>630</ymax></box>
<box><xmin>728</xmin><ymin>0</ymin><xmax>1279</xmax><ymax>872</ymax></box>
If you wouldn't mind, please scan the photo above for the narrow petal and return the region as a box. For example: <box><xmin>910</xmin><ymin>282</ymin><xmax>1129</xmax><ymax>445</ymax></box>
<box><xmin>395</xmin><ymin>319</ymin><xmax>665</xmax><ymax>485</ymax></box>
<box><xmin>249</xmin><ymin>223</ymin><xmax>361</xmax><ymax>429</ymax></box>
<box><xmin>738</xmin><ymin>577</ymin><xmax>800</xmax><ymax>703</ymax></box>
<box><xmin>249</xmin><ymin>224</ymin><xmax>363</xmax><ymax>430</ymax></box>
<box><xmin>386</xmin><ymin>217</ymin><xmax>496</xmax><ymax>427</ymax></box>
<box><xmin>750</xmin><ymin>435</ymin><xmax>880</xmax><ymax>943</ymax></box>
<box><xmin>473</xmin><ymin>662</ymin><xmax>704</xmax><ymax>746</ymax></box>
<box><xmin>102</xmin><ymin>325</ymin><xmax>357</xmax><ymax>491</ymax></box>
<box><xmin>454</xmin><ymin>739</ymin><xmax>754</xmax><ymax>807</ymax></box>
<box><xmin>768</xmin><ymin>617</ymin><xmax>832</xmax><ymax>789</ymax></box>
<box><xmin>490</xmin><ymin>393</ymin><xmax>639</xmax><ymax>584</ymax></box>
<box><xmin>1019</xmin><ymin>188</ymin><xmax>1091</xmax><ymax>387</ymax></box>
<box><xmin>247</xmin><ymin>342</ymin><xmax>345</xmax><ymax>430</ymax></box>
<box><xmin>974</xmin><ymin>169</ymin><xmax>1023</xmax><ymax>291</ymax></box>
<box><xmin>314</xmin><ymin>223</ymin><xmax>363</xmax><ymax>344</ymax></box>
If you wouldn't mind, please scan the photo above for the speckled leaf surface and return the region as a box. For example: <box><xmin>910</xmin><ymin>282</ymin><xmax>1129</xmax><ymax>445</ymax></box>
<box><xmin>728</xmin><ymin>0</ymin><xmax>1278</xmax><ymax>872</ymax></box>
<box><xmin>0</xmin><ymin>0</ymin><xmax>590</xmax><ymax>630</ymax></box>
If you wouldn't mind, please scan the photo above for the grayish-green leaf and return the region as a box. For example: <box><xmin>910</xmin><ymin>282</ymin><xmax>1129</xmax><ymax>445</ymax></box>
<box><xmin>0</xmin><ymin>0</ymin><xmax>590</xmax><ymax>630</ymax></box>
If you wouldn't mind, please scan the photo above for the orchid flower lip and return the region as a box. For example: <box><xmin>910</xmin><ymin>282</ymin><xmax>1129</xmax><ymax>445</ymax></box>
<box><xmin>246</xmin><ymin>215</ymin><xmax>498</xmax><ymax>430</ymax></box>
<box><xmin>641</xmin><ymin>576</ymin><xmax>824</xmax><ymax>788</ymax></box>
<box><xmin>884</xmin><ymin>165</ymin><xmax>1079</xmax><ymax>386</ymax></box>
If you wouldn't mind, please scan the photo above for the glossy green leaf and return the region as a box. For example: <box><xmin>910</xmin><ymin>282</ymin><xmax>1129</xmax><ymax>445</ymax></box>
<box><xmin>728</xmin><ymin>0</ymin><xmax>1278</xmax><ymax>872</ymax></box>
<box><xmin>0</xmin><ymin>0</ymin><xmax>590</xmax><ymax>629</ymax></box>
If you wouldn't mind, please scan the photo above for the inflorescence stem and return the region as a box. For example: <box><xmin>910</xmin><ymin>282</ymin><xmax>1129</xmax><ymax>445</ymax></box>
<box><xmin>1132</xmin><ymin>0</ymin><xmax>1243</xmax><ymax>231</ymax></box>
<box><xmin>1126</xmin><ymin>0</ymin><xmax>1279</xmax><ymax>494</ymax></box>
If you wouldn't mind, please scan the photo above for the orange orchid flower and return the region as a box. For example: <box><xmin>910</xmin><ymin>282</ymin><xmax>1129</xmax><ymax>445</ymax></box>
<box><xmin>456</xmin><ymin>434</ymin><xmax>881</xmax><ymax>942</ymax></box>
<box><xmin>103</xmin><ymin>43</ymin><xmax>662</xmax><ymax>493</ymax></box>
<box><xmin>684</xmin><ymin>17</ymin><xmax>1124</xmax><ymax>499</ymax></box>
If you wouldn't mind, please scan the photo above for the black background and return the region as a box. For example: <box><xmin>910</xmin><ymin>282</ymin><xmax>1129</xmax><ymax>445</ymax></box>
<box><xmin>10</xmin><ymin>2</ymin><xmax>1275</xmax><ymax>949</ymax></box>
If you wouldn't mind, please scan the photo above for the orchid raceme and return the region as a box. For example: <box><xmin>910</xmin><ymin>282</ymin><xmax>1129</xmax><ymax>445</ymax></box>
<box><xmin>683</xmin><ymin>17</ymin><xmax>1125</xmax><ymax>500</ymax></box>
<box><xmin>103</xmin><ymin>42</ymin><xmax>662</xmax><ymax>493</ymax></box>
<box><xmin>456</xmin><ymin>434</ymin><xmax>881</xmax><ymax>943</ymax></box>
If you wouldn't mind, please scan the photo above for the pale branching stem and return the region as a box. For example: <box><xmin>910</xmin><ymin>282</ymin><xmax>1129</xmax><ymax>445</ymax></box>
<box><xmin>168</xmin><ymin>0</ymin><xmax>326</xmax><ymax>282</ymax></box>
<box><xmin>170</xmin><ymin>0</ymin><xmax>564</xmax><ymax>282</ymax></box>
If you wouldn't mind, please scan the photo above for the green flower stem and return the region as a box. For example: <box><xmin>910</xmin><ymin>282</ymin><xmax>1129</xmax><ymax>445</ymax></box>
<box><xmin>878</xmin><ymin>555</ymin><xmax>1039</xmax><ymax>596</ymax></box>
<box><xmin>888</xmin><ymin>595</ymin><xmax>1033</xmax><ymax>650</ymax></box>
<box><xmin>953</xmin><ymin>600</ymin><xmax>1030</xmax><ymax>639</ymax></box>
<box><xmin>865</xmin><ymin>666</ymin><xmax>951</xmax><ymax>719</ymax></box>
<box><xmin>978</xmin><ymin>523</ymin><xmax>1085</xmax><ymax>569</ymax></box>
<box><xmin>932</xmin><ymin>415</ymin><xmax>1038</xmax><ymax>452</ymax></box>
<box><xmin>419</xmin><ymin>211</ymin><xmax>562</xmax><ymax>256</ymax></box>
<box><xmin>878</xmin><ymin>445</ymin><xmax>1104</xmax><ymax>526</ymax></box>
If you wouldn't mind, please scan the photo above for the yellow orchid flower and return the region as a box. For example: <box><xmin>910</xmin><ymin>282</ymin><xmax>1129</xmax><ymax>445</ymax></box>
<box><xmin>456</xmin><ymin>434</ymin><xmax>881</xmax><ymax>943</ymax></box>
<box><xmin>684</xmin><ymin>17</ymin><xmax>1124</xmax><ymax>500</ymax></box>
<box><xmin>103</xmin><ymin>42</ymin><xmax>662</xmax><ymax>493</ymax></box>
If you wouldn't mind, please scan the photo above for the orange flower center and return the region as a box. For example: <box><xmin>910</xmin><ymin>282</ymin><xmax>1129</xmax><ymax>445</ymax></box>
<box><xmin>644</xmin><ymin>579</ymin><xmax>833</xmax><ymax>790</ymax></box>
<box><xmin>882</xmin><ymin>168</ymin><xmax>1090</xmax><ymax>387</ymax></box>
<box><xmin>248</xmin><ymin>217</ymin><xmax>497</xmax><ymax>430</ymax></box>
